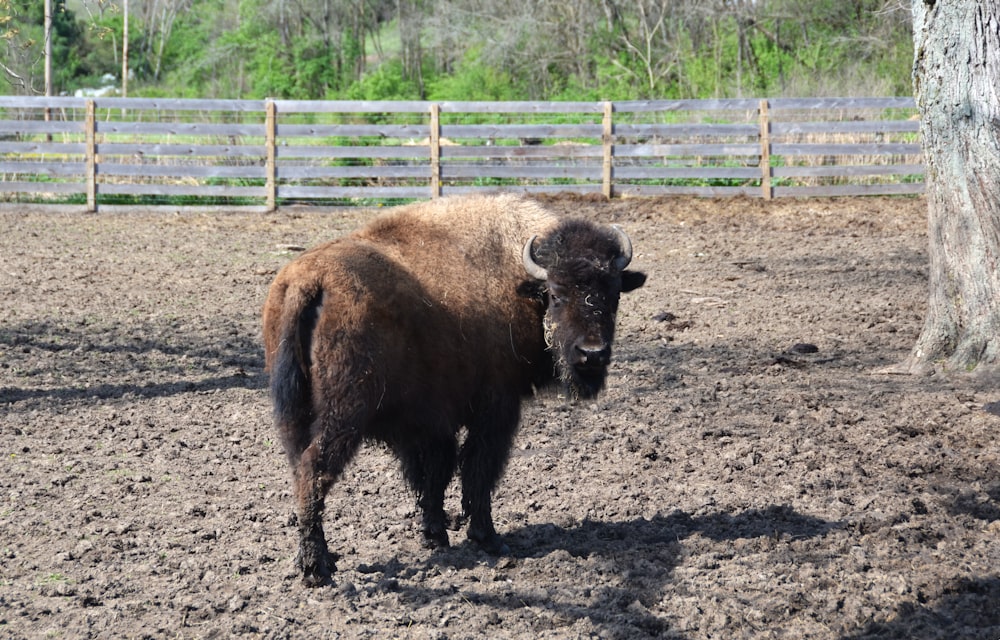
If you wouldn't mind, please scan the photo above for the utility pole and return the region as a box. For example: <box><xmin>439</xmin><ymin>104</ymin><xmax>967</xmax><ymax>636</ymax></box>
<box><xmin>44</xmin><ymin>0</ymin><xmax>52</xmax><ymax>139</ymax></box>
<box><xmin>122</xmin><ymin>0</ymin><xmax>128</xmax><ymax>99</ymax></box>
<box><xmin>44</xmin><ymin>0</ymin><xmax>52</xmax><ymax>96</ymax></box>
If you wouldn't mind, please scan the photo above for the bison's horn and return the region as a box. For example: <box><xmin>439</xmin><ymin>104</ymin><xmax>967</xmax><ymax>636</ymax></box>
<box><xmin>522</xmin><ymin>235</ymin><xmax>548</xmax><ymax>280</ymax></box>
<box><xmin>611</xmin><ymin>224</ymin><xmax>633</xmax><ymax>271</ymax></box>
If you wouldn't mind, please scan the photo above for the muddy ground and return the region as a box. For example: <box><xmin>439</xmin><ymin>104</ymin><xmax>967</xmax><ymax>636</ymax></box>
<box><xmin>1</xmin><ymin>195</ymin><xmax>998</xmax><ymax>640</ymax></box>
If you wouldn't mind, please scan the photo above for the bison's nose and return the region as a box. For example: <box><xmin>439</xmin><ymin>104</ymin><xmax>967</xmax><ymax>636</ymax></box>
<box><xmin>574</xmin><ymin>339</ymin><xmax>611</xmax><ymax>367</ymax></box>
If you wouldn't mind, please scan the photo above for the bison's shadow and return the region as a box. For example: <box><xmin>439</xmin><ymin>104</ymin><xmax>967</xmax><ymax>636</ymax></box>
<box><xmin>387</xmin><ymin>505</ymin><xmax>840</xmax><ymax>639</ymax></box>
<box><xmin>503</xmin><ymin>503</ymin><xmax>838</xmax><ymax>559</ymax></box>
<box><xmin>0</xmin><ymin>318</ymin><xmax>266</xmax><ymax>406</ymax></box>
<box><xmin>841</xmin><ymin>575</ymin><xmax>1000</xmax><ymax>640</ymax></box>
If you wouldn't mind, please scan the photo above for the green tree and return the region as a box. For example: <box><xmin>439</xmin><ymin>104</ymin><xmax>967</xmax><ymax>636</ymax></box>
<box><xmin>425</xmin><ymin>51</ymin><xmax>523</xmax><ymax>101</ymax></box>
<box><xmin>1</xmin><ymin>0</ymin><xmax>88</xmax><ymax>94</ymax></box>
<box><xmin>48</xmin><ymin>0</ymin><xmax>916</xmax><ymax>101</ymax></box>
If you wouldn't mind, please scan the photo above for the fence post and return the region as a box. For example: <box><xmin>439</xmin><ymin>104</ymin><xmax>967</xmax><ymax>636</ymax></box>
<box><xmin>759</xmin><ymin>99</ymin><xmax>772</xmax><ymax>200</ymax></box>
<box><xmin>429</xmin><ymin>103</ymin><xmax>441</xmax><ymax>198</ymax></box>
<box><xmin>265</xmin><ymin>100</ymin><xmax>277</xmax><ymax>211</ymax></box>
<box><xmin>85</xmin><ymin>99</ymin><xmax>96</xmax><ymax>212</ymax></box>
<box><xmin>602</xmin><ymin>101</ymin><xmax>614</xmax><ymax>199</ymax></box>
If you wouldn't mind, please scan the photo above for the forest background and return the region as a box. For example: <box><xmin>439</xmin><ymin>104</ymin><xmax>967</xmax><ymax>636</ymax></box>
<box><xmin>1</xmin><ymin>0</ymin><xmax>914</xmax><ymax>101</ymax></box>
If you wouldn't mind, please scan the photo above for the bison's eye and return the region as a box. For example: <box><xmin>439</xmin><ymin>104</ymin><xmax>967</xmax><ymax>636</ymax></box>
<box><xmin>548</xmin><ymin>283</ymin><xmax>568</xmax><ymax>306</ymax></box>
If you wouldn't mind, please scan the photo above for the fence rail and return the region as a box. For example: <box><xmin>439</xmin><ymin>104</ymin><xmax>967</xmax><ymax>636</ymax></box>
<box><xmin>0</xmin><ymin>96</ymin><xmax>922</xmax><ymax>210</ymax></box>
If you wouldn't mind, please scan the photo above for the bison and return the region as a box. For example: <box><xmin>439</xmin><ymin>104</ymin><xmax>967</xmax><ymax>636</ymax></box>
<box><xmin>262</xmin><ymin>193</ymin><xmax>646</xmax><ymax>586</ymax></box>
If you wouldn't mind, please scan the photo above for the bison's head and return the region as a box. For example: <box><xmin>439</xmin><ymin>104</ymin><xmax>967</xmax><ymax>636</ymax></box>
<box><xmin>520</xmin><ymin>220</ymin><xmax>646</xmax><ymax>398</ymax></box>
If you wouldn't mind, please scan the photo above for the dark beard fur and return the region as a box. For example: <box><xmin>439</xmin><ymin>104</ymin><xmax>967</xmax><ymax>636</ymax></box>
<box><xmin>545</xmin><ymin>317</ymin><xmax>607</xmax><ymax>399</ymax></box>
<box><xmin>565</xmin><ymin>366</ymin><xmax>606</xmax><ymax>399</ymax></box>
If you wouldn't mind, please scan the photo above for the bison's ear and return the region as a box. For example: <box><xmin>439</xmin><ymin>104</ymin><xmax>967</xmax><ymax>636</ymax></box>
<box><xmin>516</xmin><ymin>279</ymin><xmax>547</xmax><ymax>301</ymax></box>
<box><xmin>621</xmin><ymin>270</ymin><xmax>647</xmax><ymax>292</ymax></box>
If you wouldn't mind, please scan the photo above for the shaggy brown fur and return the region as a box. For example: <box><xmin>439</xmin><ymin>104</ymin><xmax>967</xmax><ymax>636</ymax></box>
<box><xmin>262</xmin><ymin>193</ymin><xmax>645</xmax><ymax>586</ymax></box>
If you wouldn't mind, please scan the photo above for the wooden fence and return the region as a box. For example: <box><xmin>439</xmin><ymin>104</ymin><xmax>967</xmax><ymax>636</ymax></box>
<box><xmin>0</xmin><ymin>96</ymin><xmax>922</xmax><ymax>210</ymax></box>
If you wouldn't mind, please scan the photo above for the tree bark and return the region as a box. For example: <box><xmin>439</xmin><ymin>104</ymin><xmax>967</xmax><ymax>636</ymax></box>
<box><xmin>902</xmin><ymin>0</ymin><xmax>1000</xmax><ymax>373</ymax></box>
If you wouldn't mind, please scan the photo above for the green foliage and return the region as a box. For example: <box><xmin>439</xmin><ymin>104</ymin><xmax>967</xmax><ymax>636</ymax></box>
<box><xmin>158</xmin><ymin>0</ymin><xmax>237</xmax><ymax>97</ymax></box>
<box><xmin>567</xmin><ymin>52</ymin><xmax>647</xmax><ymax>101</ymax></box>
<box><xmin>425</xmin><ymin>51</ymin><xmax>523</xmax><ymax>101</ymax></box>
<box><xmin>77</xmin><ymin>11</ymin><xmax>128</xmax><ymax>87</ymax></box>
<box><xmin>343</xmin><ymin>60</ymin><xmax>422</xmax><ymax>101</ymax></box>
<box><xmin>45</xmin><ymin>1</ymin><xmax>89</xmax><ymax>89</ymax></box>
<box><xmin>0</xmin><ymin>0</ymin><xmax>90</xmax><ymax>94</ymax></box>
<box><xmin>1</xmin><ymin>0</ymin><xmax>915</xmax><ymax>100</ymax></box>
<box><xmin>680</xmin><ymin>27</ymin><xmax>737</xmax><ymax>99</ymax></box>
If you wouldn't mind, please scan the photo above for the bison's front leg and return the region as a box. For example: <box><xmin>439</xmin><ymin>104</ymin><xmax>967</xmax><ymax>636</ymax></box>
<box><xmin>395</xmin><ymin>434</ymin><xmax>457</xmax><ymax>549</ymax></box>
<box><xmin>460</xmin><ymin>399</ymin><xmax>519</xmax><ymax>555</ymax></box>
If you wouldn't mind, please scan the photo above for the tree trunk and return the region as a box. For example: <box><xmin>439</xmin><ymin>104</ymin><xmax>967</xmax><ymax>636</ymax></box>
<box><xmin>902</xmin><ymin>0</ymin><xmax>1000</xmax><ymax>373</ymax></box>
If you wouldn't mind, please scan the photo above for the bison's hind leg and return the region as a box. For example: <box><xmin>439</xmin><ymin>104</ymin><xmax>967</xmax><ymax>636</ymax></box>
<box><xmin>291</xmin><ymin>444</ymin><xmax>337</xmax><ymax>587</ymax></box>
<box><xmin>395</xmin><ymin>433</ymin><xmax>458</xmax><ymax>549</ymax></box>
<box><xmin>289</xmin><ymin>420</ymin><xmax>365</xmax><ymax>587</ymax></box>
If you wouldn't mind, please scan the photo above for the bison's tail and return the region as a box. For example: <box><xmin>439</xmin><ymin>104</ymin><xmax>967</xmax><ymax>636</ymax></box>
<box><xmin>268</xmin><ymin>286</ymin><xmax>324</xmax><ymax>464</ymax></box>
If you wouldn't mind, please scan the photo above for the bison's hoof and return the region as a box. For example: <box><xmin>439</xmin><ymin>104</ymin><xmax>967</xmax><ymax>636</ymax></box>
<box><xmin>301</xmin><ymin>565</ymin><xmax>333</xmax><ymax>588</ymax></box>
<box><xmin>468</xmin><ymin>529</ymin><xmax>511</xmax><ymax>556</ymax></box>
<box><xmin>296</xmin><ymin>543</ymin><xmax>335</xmax><ymax>587</ymax></box>
<box><xmin>422</xmin><ymin>527</ymin><xmax>451</xmax><ymax>549</ymax></box>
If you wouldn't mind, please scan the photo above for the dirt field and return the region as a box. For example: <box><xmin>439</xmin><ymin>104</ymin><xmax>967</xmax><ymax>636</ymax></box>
<box><xmin>1</xmin><ymin>195</ymin><xmax>998</xmax><ymax>640</ymax></box>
